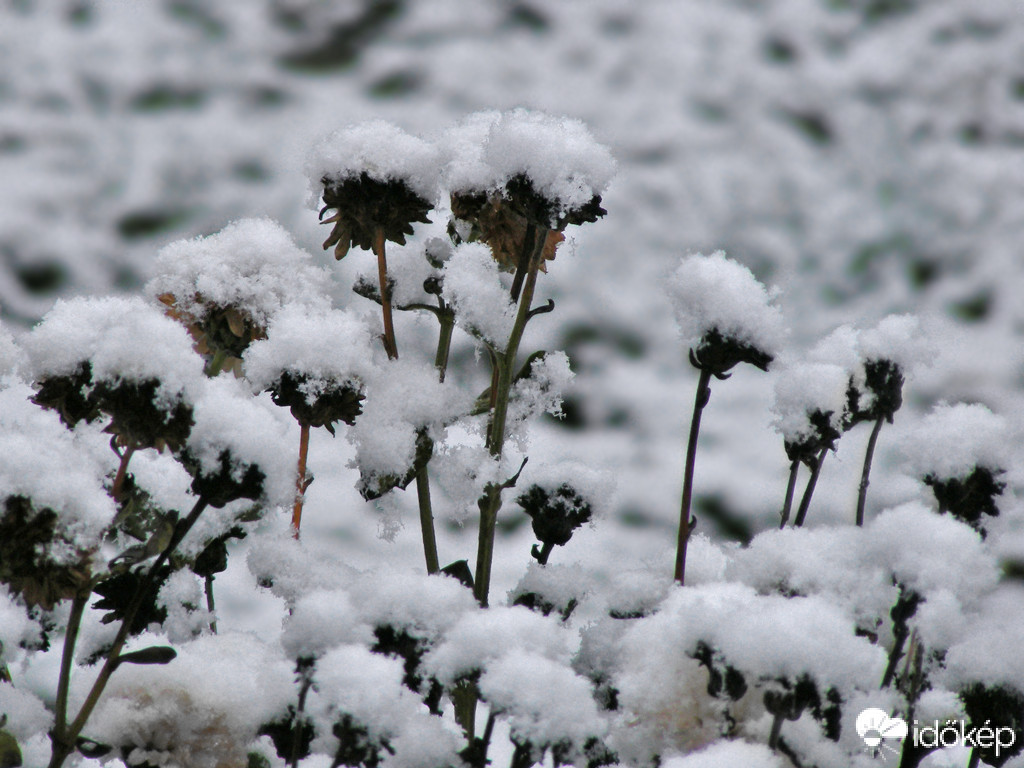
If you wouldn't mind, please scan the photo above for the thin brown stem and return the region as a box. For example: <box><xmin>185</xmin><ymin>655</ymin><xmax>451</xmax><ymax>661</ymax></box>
<box><xmin>793</xmin><ymin>447</ymin><xmax>828</xmax><ymax>528</ymax></box>
<box><xmin>856</xmin><ymin>416</ymin><xmax>885</xmax><ymax>527</ymax></box>
<box><xmin>291</xmin><ymin>421</ymin><xmax>311</xmax><ymax>539</ymax></box>
<box><xmin>675</xmin><ymin>367</ymin><xmax>712</xmax><ymax>585</ymax></box>
<box><xmin>779</xmin><ymin>459</ymin><xmax>800</xmax><ymax>529</ymax></box>
<box><xmin>373</xmin><ymin>227</ymin><xmax>398</xmax><ymax>360</ymax></box>
<box><xmin>111</xmin><ymin>443</ymin><xmax>136</xmax><ymax>501</ymax></box>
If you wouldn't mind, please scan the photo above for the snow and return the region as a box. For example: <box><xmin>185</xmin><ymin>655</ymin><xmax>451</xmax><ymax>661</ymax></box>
<box><xmin>661</xmin><ymin>740</ymin><xmax>783</xmax><ymax>768</ymax></box>
<box><xmin>24</xmin><ymin>295</ymin><xmax>205</xmax><ymax>407</ymax></box>
<box><xmin>242</xmin><ymin>305</ymin><xmax>377</xmax><ymax>398</ymax></box>
<box><xmin>478</xmin><ymin>649</ymin><xmax>606</xmax><ymax>750</ymax></box>
<box><xmin>898</xmin><ymin>402</ymin><xmax>1009</xmax><ymax>481</ymax></box>
<box><xmin>0</xmin><ymin>382</ymin><xmax>116</xmax><ymax>560</ymax></box>
<box><xmin>771</xmin><ymin>360</ymin><xmax>851</xmax><ymax>445</ymax></box>
<box><xmin>857</xmin><ymin>314</ymin><xmax>934</xmax><ymax>373</ymax></box>
<box><xmin>346</xmin><ymin>357</ymin><xmax>469</xmax><ymax>493</ymax></box>
<box><xmin>441</xmin><ymin>242</ymin><xmax>517</xmax><ymax>346</ymax></box>
<box><xmin>0</xmin><ymin>323</ymin><xmax>25</xmax><ymax>379</ymax></box>
<box><xmin>422</xmin><ymin>605</ymin><xmax>572</xmax><ymax>685</ymax></box>
<box><xmin>667</xmin><ymin>251</ymin><xmax>787</xmax><ymax>360</ymax></box>
<box><xmin>147</xmin><ymin>217</ymin><xmax>331</xmax><ymax>329</ymax></box>
<box><xmin>447</xmin><ymin>108</ymin><xmax>616</xmax><ymax>219</ymax></box>
<box><xmin>183</xmin><ymin>377</ymin><xmax>295</xmax><ymax>512</ymax></box>
<box><xmin>307</xmin><ymin>120</ymin><xmax>442</xmax><ymax>203</ymax></box>
<box><xmin>86</xmin><ymin>632</ymin><xmax>294</xmax><ymax>768</ymax></box>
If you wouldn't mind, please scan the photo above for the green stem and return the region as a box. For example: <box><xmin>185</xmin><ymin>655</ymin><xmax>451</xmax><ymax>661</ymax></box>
<box><xmin>778</xmin><ymin>459</ymin><xmax>800</xmax><ymax>529</ymax></box>
<box><xmin>473</xmin><ymin>230</ymin><xmax>546</xmax><ymax>607</ymax></box>
<box><xmin>52</xmin><ymin>593</ymin><xmax>88</xmax><ymax>744</ymax></box>
<box><xmin>674</xmin><ymin>367</ymin><xmax>712</xmax><ymax>585</ymax></box>
<box><xmin>205</xmin><ymin>348</ymin><xmax>230</xmax><ymax>377</ymax></box>
<box><xmin>435</xmin><ymin>312</ymin><xmax>455</xmax><ymax>383</ymax></box>
<box><xmin>204</xmin><ymin>575</ymin><xmax>218</xmax><ymax>634</ymax></box>
<box><xmin>793</xmin><ymin>447</ymin><xmax>828</xmax><ymax>528</ymax></box>
<box><xmin>416</xmin><ymin>468</ymin><xmax>440</xmax><ymax>575</ymax></box>
<box><xmin>856</xmin><ymin>416</ymin><xmax>885</xmax><ymax>527</ymax></box>
<box><xmin>48</xmin><ymin>496</ymin><xmax>210</xmax><ymax>768</ymax></box>
<box><xmin>452</xmin><ymin>678</ymin><xmax>478</xmax><ymax>741</ymax></box>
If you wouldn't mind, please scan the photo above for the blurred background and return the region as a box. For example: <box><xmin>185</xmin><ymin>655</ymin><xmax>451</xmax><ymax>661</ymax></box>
<box><xmin>3</xmin><ymin>0</ymin><xmax>1024</xmax><ymax>564</ymax></box>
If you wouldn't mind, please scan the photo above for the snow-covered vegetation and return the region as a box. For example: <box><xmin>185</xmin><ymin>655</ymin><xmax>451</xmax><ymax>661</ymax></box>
<box><xmin>2</xmin><ymin>3</ymin><xmax>1024</xmax><ymax>768</ymax></box>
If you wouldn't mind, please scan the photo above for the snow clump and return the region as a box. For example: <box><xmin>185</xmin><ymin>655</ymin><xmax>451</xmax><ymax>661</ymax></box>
<box><xmin>899</xmin><ymin>401</ymin><xmax>1008</xmax><ymax>482</ymax></box>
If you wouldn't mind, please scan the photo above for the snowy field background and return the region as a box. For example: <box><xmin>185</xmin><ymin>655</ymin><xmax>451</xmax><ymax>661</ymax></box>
<box><xmin>3</xmin><ymin>1</ymin><xmax>1024</xmax><ymax>766</ymax></box>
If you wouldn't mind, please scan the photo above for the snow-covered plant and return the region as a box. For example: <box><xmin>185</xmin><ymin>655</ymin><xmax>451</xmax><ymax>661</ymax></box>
<box><xmin>667</xmin><ymin>251</ymin><xmax>786</xmax><ymax>584</ymax></box>
<box><xmin>4</xmin><ymin>109</ymin><xmax>1024</xmax><ymax>768</ymax></box>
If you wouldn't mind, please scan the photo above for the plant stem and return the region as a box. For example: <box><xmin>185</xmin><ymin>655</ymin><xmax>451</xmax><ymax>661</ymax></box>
<box><xmin>473</xmin><ymin>231</ymin><xmax>546</xmax><ymax>607</ymax></box>
<box><xmin>793</xmin><ymin>447</ymin><xmax>828</xmax><ymax>528</ymax></box>
<box><xmin>534</xmin><ymin>541</ymin><xmax>555</xmax><ymax>566</ymax></box>
<box><xmin>373</xmin><ymin>227</ymin><xmax>398</xmax><ymax>360</ymax></box>
<box><xmin>966</xmin><ymin>749</ymin><xmax>980</xmax><ymax>768</ymax></box>
<box><xmin>779</xmin><ymin>459</ymin><xmax>800</xmax><ymax>529</ymax></box>
<box><xmin>856</xmin><ymin>416</ymin><xmax>886</xmax><ymax>527</ymax></box>
<box><xmin>509</xmin><ymin>223</ymin><xmax>537</xmax><ymax>302</ymax></box>
<box><xmin>452</xmin><ymin>678</ymin><xmax>478</xmax><ymax>741</ymax></box>
<box><xmin>204</xmin><ymin>575</ymin><xmax>218</xmax><ymax>634</ymax></box>
<box><xmin>435</xmin><ymin>311</ymin><xmax>455</xmax><ymax>383</ymax></box>
<box><xmin>291</xmin><ymin>421</ymin><xmax>311</xmax><ymax>539</ymax></box>
<box><xmin>416</xmin><ymin>468</ymin><xmax>440</xmax><ymax>575</ymax></box>
<box><xmin>289</xmin><ymin>669</ymin><xmax>314</xmax><ymax>768</ymax></box>
<box><xmin>675</xmin><ymin>367</ymin><xmax>712</xmax><ymax>585</ymax></box>
<box><xmin>768</xmin><ymin>712</ymin><xmax>785</xmax><ymax>751</ymax></box>
<box><xmin>205</xmin><ymin>348</ymin><xmax>230</xmax><ymax>377</ymax></box>
<box><xmin>111</xmin><ymin>443</ymin><xmax>136</xmax><ymax>501</ymax></box>
<box><xmin>48</xmin><ymin>496</ymin><xmax>210</xmax><ymax>768</ymax></box>
<box><xmin>52</xmin><ymin>593</ymin><xmax>88</xmax><ymax>745</ymax></box>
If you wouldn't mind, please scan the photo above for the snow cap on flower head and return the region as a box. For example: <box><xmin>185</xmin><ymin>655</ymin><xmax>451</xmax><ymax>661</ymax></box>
<box><xmin>668</xmin><ymin>251</ymin><xmax>786</xmax><ymax>375</ymax></box>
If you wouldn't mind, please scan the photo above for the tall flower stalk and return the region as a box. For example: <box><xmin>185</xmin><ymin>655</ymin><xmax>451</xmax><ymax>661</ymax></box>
<box><xmin>667</xmin><ymin>253</ymin><xmax>784</xmax><ymax>584</ymax></box>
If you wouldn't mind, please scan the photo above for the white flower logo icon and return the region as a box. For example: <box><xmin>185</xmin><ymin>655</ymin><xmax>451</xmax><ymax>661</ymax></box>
<box><xmin>857</xmin><ymin>708</ymin><xmax>908</xmax><ymax>757</ymax></box>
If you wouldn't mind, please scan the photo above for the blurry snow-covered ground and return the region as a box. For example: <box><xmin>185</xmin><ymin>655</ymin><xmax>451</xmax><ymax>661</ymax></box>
<box><xmin>4</xmin><ymin>0</ymin><xmax>1024</xmax><ymax>601</ymax></box>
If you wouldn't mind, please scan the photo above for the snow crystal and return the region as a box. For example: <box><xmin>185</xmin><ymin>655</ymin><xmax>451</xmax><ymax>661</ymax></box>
<box><xmin>282</xmin><ymin>588</ymin><xmax>372</xmax><ymax>660</ymax></box>
<box><xmin>24</xmin><ymin>296</ymin><xmax>205</xmax><ymax>406</ymax></box>
<box><xmin>857</xmin><ymin>314</ymin><xmax>934</xmax><ymax>372</ymax></box>
<box><xmin>667</xmin><ymin>251</ymin><xmax>786</xmax><ymax>359</ymax></box>
<box><xmin>477</xmin><ymin>109</ymin><xmax>616</xmax><ymax>217</ymax></box>
<box><xmin>0</xmin><ymin>383</ymin><xmax>115</xmax><ymax>559</ymax></box>
<box><xmin>309</xmin><ymin>644</ymin><xmax>462</xmax><ymax>768</ymax></box>
<box><xmin>307</xmin><ymin>120</ymin><xmax>442</xmax><ymax>203</ymax></box>
<box><xmin>422</xmin><ymin>605</ymin><xmax>572</xmax><ymax>685</ymax></box>
<box><xmin>347</xmin><ymin>568</ymin><xmax>477</xmax><ymax>641</ymax></box>
<box><xmin>86</xmin><ymin>632</ymin><xmax>294</xmax><ymax>768</ymax></box>
<box><xmin>0</xmin><ymin>684</ymin><xmax>51</xmax><ymax>743</ymax></box>
<box><xmin>619</xmin><ymin>582</ymin><xmax>886</xmax><ymax>693</ymax></box>
<box><xmin>478</xmin><ymin>649</ymin><xmax>606</xmax><ymax>749</ymax></box>
<box><xmin>943</xmin><ymin>585</ymin><xmax>1024</xmax><ymax>689</ymax></box>
<box><xmin>661</xmin><ymin>740</ymin><xmax>783</xmax><ymax>768</ymax></box>
<box><xmin>898</xmin><ymin>402</ymin><xmax>1008</xmax><ymax>481</ymax></box>
<box><xmin>347</xmin><ymin>358</ymin><xmax>469</xmax><ymax>490</ymax></box>
<box><xmin>147</xmin><ymin>217</ymin><xmax>331</xmax><ymax>327</ymax></box>
<box><xmin>508</xmin><ymin>350</ymin><xmax>575</xmax><ymax>428</ymax></box>
<box><xmin>243</xmin><ymin>305</ymin><xmax>377</xmax><ymax>398</ymax></box>
<box><xmin>441</xmin><ymin>242</ymin><xmax>517</xmax><ymax>346</ymax></box>
<box><xmin>184</xmin><ymin>377</ymin><xmax>295</xmax><ymax>510</ymax></box>
<box><xmin>440</xmin><ymin>110</ymin><xmax>502</xmax><ymax>194</ymax></box>
<box><xmin>771</xmin><ymin>361</ymin><xmax>850</xmax><ymax>444</ymax></box>
<box><xmin>157</xmin><ymin>569</ymin><xmax>213</xmax><ymax>644</ymax></box>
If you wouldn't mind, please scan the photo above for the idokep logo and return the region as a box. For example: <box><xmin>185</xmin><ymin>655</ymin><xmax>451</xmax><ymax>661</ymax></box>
<box><xmin>856</xmin><ymin>707</ymin><xmax>1018</xmax><ymax>761</ymax></box>
<box><xmin>857</xmin><ymin>708</ymin><xmax>908</xmax><ymax>758</ymax></box>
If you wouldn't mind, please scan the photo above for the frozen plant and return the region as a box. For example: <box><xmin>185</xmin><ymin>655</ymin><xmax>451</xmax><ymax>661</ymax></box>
<box><xmin>667</xmin><ymin>251</ymin><xmax>786</xmax><ymax>584</ymax></box>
